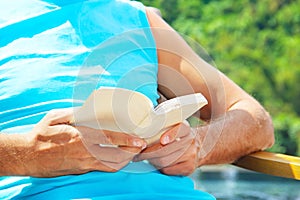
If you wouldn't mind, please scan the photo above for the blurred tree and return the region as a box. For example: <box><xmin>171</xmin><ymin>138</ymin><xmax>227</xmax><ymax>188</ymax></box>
<box><xmin>138</xmin><ymin>0</ymin><xmax>300</xmax><ymax>156</ymax></box>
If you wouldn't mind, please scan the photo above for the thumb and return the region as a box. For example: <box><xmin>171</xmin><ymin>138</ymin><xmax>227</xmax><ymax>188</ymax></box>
<box><xmin>160</xmin><ymin>120</ymin><xmax>190</xmax><ymax>145</ymax></box>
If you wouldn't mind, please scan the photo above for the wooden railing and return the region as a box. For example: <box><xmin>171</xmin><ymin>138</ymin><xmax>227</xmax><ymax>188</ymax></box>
<box><xmin>234</xmin><ymin>151</ymin><xmax>300</xmax><ymax>180</ymax></box>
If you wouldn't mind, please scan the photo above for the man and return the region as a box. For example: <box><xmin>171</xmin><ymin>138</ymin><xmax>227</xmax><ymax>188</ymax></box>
<box><xmin>0</xmin><ymin>0</ymin><xmax>274</xmax><ymax>199</ymax></box>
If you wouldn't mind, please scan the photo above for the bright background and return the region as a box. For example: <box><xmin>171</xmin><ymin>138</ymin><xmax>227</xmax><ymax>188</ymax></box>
<box><xmin>138</xmin><ymin>0</ymin><xmax>300</xmax><ymax>157</ymax></box>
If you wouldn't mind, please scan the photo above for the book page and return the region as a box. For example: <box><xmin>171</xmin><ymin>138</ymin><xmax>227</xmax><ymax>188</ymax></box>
<box><xmin>134</xmin><ymin>93</ymin><xmax>208</xmax><ymax>141</ymax></box>
<box><xmin>72</xmin><ymin>87</ymin><xmax>208</xmax><ymax>145</ymax></box>
<box><xmin>73</xmin><ymin>87</ymin><xmax>153</xmax><ymax>134</ymax></box>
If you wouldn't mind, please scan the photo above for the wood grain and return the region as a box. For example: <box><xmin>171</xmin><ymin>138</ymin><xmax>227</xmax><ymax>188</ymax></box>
<box><xmin>234</xmin><ymin>151</ymin><xmax>300</xmax><ymax>180</ymax></box>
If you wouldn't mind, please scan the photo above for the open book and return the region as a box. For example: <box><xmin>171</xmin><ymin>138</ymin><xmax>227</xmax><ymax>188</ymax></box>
<box><xmin>72</xmin><ymin>87</ymin><xmax>207</xmax><ymax>144</ymax></box>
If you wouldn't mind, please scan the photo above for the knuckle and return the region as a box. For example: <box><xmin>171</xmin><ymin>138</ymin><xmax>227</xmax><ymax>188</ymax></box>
<box><xmin>44</xmin><ymin>109</ymin><xmax>62</xmax><ymax>124</ymax></box>
<box><xmin>102</xmin><ymin>132</ymin><xmax>113</xmax><ymax>144</ymax></box>
<box><xmin>46</xmin><ymin>109</ymin><xmax>60</xmax><ymax>118</ymax></box>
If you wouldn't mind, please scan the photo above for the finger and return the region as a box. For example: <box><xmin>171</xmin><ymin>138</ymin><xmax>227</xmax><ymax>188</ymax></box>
<box><xmin>77</xmin><ymin>126</ymin><xmax>110</xmax><ymax>144</ymax></box>
<box><xmin>104</xmin><ymin>130</ymin><xmax>147</xmax><ymax>149</ymax></box>
<box><xmin>151</xmin><ymin>141</ymin><xmax>197</xmax><ymax>174</ymax></box>
<box><xmin>149</xmin><ymin>148</ymin><xmax>188</xmax><ymax>169</ymax></box>
<box><xmin>85</xmin><ymin>144</ymin><xmax>142</xmax><ymax>164</ymax></box>
<box><xmin>136</xmin><ymin>135</ymin><xmax>193</xmax><ymax>161</ymax></box>
<box><xmin>153</xmin><ymin>140</ymin><xmax>197</xmax><ymax>168</ymax></box>
<box><xmin>37</xmin><ymin>124</ymin><xmax>78</xmax><ymax>143</ymax></box>
<box><xmin>160</xmin><ymin>121</ymin><xmax>191</xmax><ymax>145</ymax></box>
<box><xmin>77</xmin><ymin>126</ymin><xmax>146</xmax><ymax>148</ymax></box>
<box><xmin>145</xmin><ymin>132</ymin><xmax>193</xmax><ymax>156</ymax></box>
<box><xmin>49</xmin><ymin>140</ymin><xmax>131</xmax><ymax>173</ymax></box>
<box><xmin>148</xmin><ymin>139</ymin><xmax>197</xmax><ymax>168</ymax></box>
<box><xmin>159</xmin><ymin>161</ymin><xmax>196</xmax><ymax>176</ymax></box>
<box><xmin>41</xmin><ymin>108</ymin><xmax>75</xmax><ymax>126</ymax></box>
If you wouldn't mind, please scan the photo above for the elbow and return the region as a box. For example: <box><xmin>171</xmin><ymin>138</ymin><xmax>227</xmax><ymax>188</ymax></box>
<box><xmin>257</xmin><ymin>109</ymin><xmax>275</xmax><ymax>150</ymax></box>
<box><xmin>266</xmin><ymin>113</ymin><xmax>275</xmax><ymax>148</ymax></box>
<box><xmin>230</xmin><ymin>97</ymin><xmax>275</xmax><ymax>150</ymax></box>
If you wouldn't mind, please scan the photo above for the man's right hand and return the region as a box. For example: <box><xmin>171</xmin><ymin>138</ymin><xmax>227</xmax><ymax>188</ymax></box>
<box><xmin>7</xmin><ymin>108</ymin><xmax>147</xmax><ymax>177</ymax></box>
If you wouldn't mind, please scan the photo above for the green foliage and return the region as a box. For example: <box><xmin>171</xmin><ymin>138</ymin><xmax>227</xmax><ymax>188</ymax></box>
<box><xmin>138</xmin><ymin>0</ymin><xmax>300</xmax><ymax>156</ymax></box>
<box><xmin>271</xmin><ymin>113</ymin><xmax>300</xmax><ymax>156</ymax></box>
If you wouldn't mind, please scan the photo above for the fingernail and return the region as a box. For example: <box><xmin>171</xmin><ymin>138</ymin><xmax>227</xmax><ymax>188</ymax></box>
<box><xmin>133</xmin><ymin>140</ymin><xmax>141</xmax><ymax>147</ymax></box>
<box><xmin>133</xmin><ymin>140</ymin><xmax>147</xmax><ymax>149</ymax></box>
<box><xmin>142</xmin><ymin>142</ymin><xmax>147</xmax><ymax>150</ymax></box>
<box><xmin>133</xmin><ymin>139</ymin><xmax>144</xmax><ymax>147</ymax></box>
<box><xmin>162</xmin><ymin>135</ymin><xmax>170</xmax><ymax>145</ymax></box>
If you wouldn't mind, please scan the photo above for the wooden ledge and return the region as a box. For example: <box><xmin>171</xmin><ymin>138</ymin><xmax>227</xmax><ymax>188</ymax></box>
<box><xmin>233</xmin><ymin>151</ymin><xmax>300</xmax><ymax>180</ymax></box>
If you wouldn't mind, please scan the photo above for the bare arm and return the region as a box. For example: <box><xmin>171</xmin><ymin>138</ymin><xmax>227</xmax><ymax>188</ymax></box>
<box><xmin>0</xmin><ymin>133</ymin><xmax>32</xmax><ymax>176</ymax></box>
<box><xmin>195</xmin><ymin>101</ymin><xmax>274</xmax><ymax>166</ymax></box>
<box><xmin>0</xmin><ymin>108</ymin><xmax>146</xmax><ymax>177</ymax></box>
<box><xmin>145</xmin><ymin>8</ymin><xmax>274</xmax><ymax>167</ymax></box>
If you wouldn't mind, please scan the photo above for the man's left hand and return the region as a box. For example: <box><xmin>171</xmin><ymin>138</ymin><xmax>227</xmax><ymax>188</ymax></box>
<box><xmin>134</xmin><ymin>122</ymin><xmax>200</xmax><ymax>176</ymax></box>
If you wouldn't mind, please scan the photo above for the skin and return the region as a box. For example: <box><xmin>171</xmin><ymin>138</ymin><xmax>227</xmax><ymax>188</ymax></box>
<box><xmin>0</xmin><ymin>109</ymin><xmax>147</xmax><ymax>177</ymax></box>
<box><xmin>0</xmin><ymin>7</ymin><xmax>274</xmax><ymax>178</ymax></box>
<box><xmin>134</xmin><ymin>9</ymin><xmax>275</xmax><ymax>176</ymax></box>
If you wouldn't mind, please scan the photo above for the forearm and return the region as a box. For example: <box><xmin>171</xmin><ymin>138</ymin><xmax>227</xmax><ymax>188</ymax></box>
<box><xmin>196</xmin><ymin>98</ymin><xmax>274</xmax><ymax>167</ymax></box>
<box><xmin>0</xmin><ymin>133</ymin><xmax>32</xmax><ymax>176</ymax></box>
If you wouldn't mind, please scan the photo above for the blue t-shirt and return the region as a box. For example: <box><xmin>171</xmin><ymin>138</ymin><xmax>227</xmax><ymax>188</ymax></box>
<box><xmin>0</xmin><ymin>0</ymin><xmax>215</xmax><ymax>199</ymax></box>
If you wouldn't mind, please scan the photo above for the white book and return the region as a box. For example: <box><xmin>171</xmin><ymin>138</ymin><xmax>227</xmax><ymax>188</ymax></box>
<box><xmin>72</xmin><ymin>87</ymin><xmax>207</xmax><ymax>144</ymax></box>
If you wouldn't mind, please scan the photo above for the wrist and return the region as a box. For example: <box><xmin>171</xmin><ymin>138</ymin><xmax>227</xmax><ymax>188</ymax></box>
<box><xmin>0</xmin><ymin>133</ymin><xmax>33</xmax><ymax>176</ymax></box>
<box><xmin>193</xmin><ymin>125</ymin><xmax>210</xmax><ymax>167</ymax></box>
